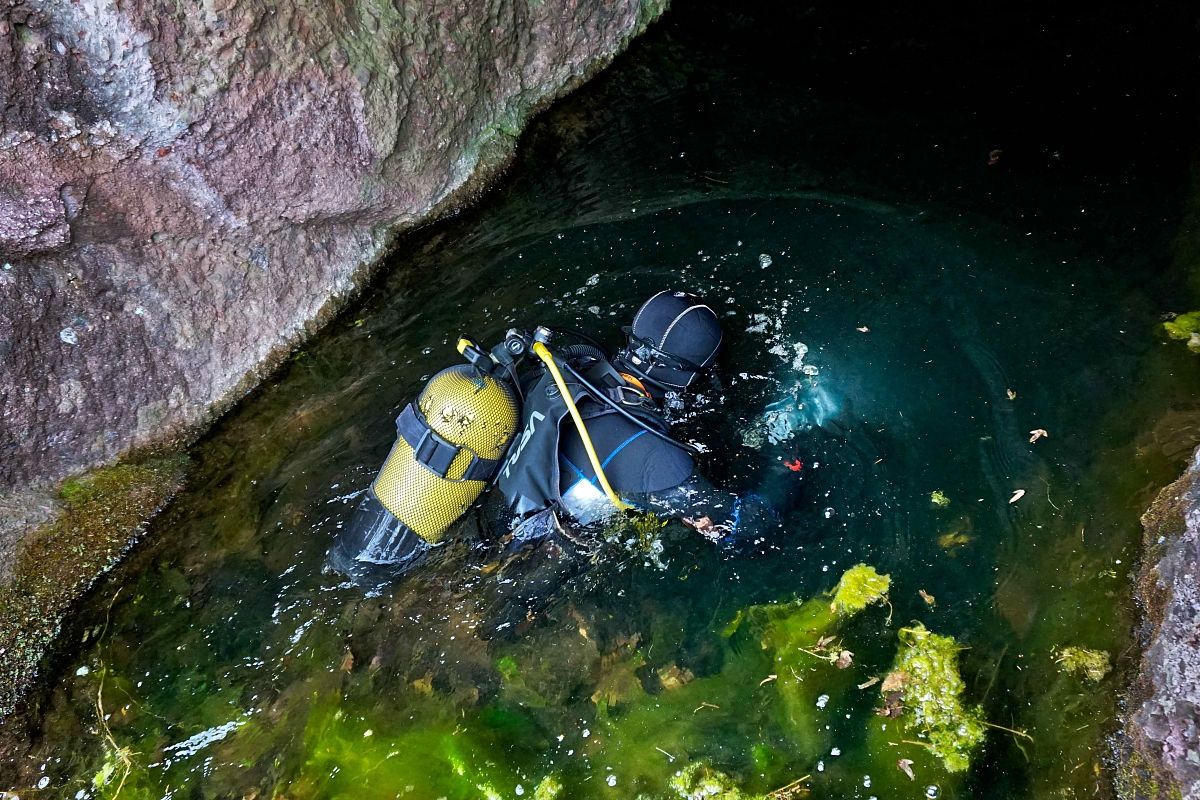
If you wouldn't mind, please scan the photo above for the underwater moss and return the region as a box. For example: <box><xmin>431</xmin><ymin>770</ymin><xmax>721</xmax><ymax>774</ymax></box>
<box><xmin>1162</xmin><ymin>311</ymin><xmax>1200</xmax><ymax>352</ymax></box>
<box><xmin>930</xmin><ymin>490</ymin><xmax>951</xmax><ymax>508</ymax></box>
<box><xmin>1054</xmin><ymin>646</ymin><xmax>1111</xmax><ymax>683</ymax></box>
<box><xmin>886</xmin><ymin>624</ymin><xmax>986</xmax><ymax>773</ymax></box>
<box><xmin>829</xmin><ymin>564</ymin><xmax>891</xmax><ymax>615</ymax></box>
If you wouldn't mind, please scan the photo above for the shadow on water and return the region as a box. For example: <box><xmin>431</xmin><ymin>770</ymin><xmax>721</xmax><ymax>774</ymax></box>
<box><xmin>6</xmin><ymin>2</ymin><xmax>1200</xmax><ymax>798</ymax></box>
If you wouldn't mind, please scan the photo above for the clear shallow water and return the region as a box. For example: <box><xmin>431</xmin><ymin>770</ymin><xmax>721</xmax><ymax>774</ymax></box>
<box><xmin>7</xmin><ymin>4</ymin><xmax>1200</xmax><ymax>799</ymax></box>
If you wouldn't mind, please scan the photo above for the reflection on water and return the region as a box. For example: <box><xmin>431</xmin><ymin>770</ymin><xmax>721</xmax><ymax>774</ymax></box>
<box><xmin>6</xmin><ymin>3</ymin><xmax>1200</xmax><ymax>799</ymax></box>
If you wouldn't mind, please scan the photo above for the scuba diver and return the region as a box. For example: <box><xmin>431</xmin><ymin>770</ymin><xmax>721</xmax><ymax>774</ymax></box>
<box><xmin>328</xmin><ymin>291</ymin><xmax>786</xmax><ymax>580</ymax></box>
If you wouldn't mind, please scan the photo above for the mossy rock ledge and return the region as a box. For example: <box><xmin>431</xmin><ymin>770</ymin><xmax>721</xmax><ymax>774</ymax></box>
<box><xmin>1118</xmin><ymin>445</ymin><xmax>1200</xmax><ymax>800</ymax></box>
<box><xmin>0</xmin><ymin>456</ymin><xmax>187</xmax><ymax>717</ymax></box>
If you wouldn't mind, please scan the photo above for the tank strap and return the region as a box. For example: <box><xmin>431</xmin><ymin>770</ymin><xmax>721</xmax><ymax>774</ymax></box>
<box><xmin>396</xmin><ymin>404</ymin><xmax>500</xmax><ymax>482</ymax></box>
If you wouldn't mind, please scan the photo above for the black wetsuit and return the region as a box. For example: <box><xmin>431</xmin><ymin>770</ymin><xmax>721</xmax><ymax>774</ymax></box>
<box><xmin>498</xmin><ymin>355</ymin><xmax>775</xmax><ymax>540</ymax></box>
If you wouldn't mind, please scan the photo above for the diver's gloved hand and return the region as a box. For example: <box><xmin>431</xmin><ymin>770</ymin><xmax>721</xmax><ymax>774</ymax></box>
<box><xmin>720</xmin><ymin>493</ymin><xmax>781</xmax><ymax>549</ymax></box>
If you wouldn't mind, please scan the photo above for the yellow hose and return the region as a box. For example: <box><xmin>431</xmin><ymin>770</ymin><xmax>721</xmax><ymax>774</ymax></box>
<box><xmin>531</xmin><ymin>341</ymin><xmax>633</xmax><ymax>512</ymax></box>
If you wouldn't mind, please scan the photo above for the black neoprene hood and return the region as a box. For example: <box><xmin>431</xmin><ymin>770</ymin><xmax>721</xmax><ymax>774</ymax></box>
<box><xmin>618</xmin><ymin>291</ymin><xmax>722</xmax><ymax>389</ymax></box>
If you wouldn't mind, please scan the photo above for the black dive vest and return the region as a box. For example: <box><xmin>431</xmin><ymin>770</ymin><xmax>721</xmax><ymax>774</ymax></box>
<box><xmin>497</xmin><ymin>357</ymin><xmax>669</xmax><ymax>519</ymax></box>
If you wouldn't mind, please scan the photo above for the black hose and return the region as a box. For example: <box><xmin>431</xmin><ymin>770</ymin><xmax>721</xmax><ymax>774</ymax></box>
<box><xmin>552</xmin><ymin>328</ymin><xmax>611</xmax><ymax>360</ymax></box>
<box><xmin>557</xmin><ymin>358</ymin><xmax>703</xmax><ymax>457</ymax></box>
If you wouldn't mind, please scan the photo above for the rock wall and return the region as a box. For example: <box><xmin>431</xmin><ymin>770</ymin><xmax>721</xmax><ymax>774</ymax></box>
<box><xmin>0</xmin><ymin>0</ymin><xmax>666</xmax><ymax>496</ymax></box>
<box><xmin>1122</xmin><ymin>446</ymin><xmax>1200</xmax><ymax>800</ymax></box>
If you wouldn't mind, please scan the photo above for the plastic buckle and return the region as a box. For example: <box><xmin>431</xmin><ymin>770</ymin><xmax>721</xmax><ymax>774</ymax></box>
<box><xmin>412</xmin><ymin>427</ymin><xmax>459</xmax><ymax>477</ymax></box>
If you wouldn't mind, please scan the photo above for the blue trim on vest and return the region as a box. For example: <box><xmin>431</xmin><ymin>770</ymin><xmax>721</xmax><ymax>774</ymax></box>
<box><xmin>563</xmin><ymin>455</ymin><xmax>590</xmax><ymax>484</ymax></box>
<box><xmin>602</xmin><ymin>430</ymin><xmax>647</xmax><ymax>469</ymax></box>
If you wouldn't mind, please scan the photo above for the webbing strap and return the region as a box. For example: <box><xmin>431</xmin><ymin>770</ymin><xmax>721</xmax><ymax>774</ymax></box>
<box><xmin>396</xmin><ymin>404</ymin><xmax>499</xmax><ymax>482</ymax></box>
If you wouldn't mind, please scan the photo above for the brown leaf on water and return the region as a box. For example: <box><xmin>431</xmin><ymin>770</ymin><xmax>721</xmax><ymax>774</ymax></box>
<box><xmin>1006</xmin><ymin>388</ymin><xmax>1018</xmax><ymax>400</ymax></box>
<box><xmin>898</xmin><ymin>759</ymin><xmax>916</xmax><ymax>780</ymax></box>
<box><xmin>881</xmin><ymin>670</ymin><xmax>909</xmax><ymax>693</ymax></box>
<box><xmin>834</xmin><ymin>650</ymin><xmax>854</xmax><ymax>669</ymax></box>
<box><xmin>339</xmin><ymin>651</ymin><xmax>355</xmax><ymax>672</ymax></box>
<box><xmin>857</xmin><ymin>676</ymin><xmax>881</xmax><ymax>690</ymax></box>
<box><xmin>1009</xmin><ymin>489</ymin><xmax>1026</xmax><ymax>504</ymax></box>
<box><xmin>918</xmin><ymin>589</ymin><xmax>937</xmax><ymax>607</ymax></box>
<box><xmin>1029</xmin><ymin>428</ymin><xmax>1049</xmax><ymax>443</ymax></box>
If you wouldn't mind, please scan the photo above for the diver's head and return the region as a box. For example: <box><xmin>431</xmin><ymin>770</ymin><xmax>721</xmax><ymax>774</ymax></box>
<box><xmin>614</xmin><ymin>291</ymin><xmax>722</xmax><ymax>393</ymax></box>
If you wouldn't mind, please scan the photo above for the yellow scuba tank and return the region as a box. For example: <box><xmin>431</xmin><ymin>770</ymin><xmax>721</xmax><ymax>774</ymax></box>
<box><xmin>370</xmin><ymin>339</ymin><xmax>520</xmax><ymax>544</ymax></box>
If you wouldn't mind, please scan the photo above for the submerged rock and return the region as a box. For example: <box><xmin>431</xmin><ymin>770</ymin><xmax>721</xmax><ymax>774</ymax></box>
<box><xmin>1120</xmin><ymin>446</ymin><xmax>1200</xmax><ymax>800</ymax></box>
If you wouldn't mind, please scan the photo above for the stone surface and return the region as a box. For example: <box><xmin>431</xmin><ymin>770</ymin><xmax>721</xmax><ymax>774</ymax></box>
<box><xmin>1123</xmin><ymin>446</ymin><xmax>1200</xmax><ymax>800</ymax></box>
<box><xmin>0</xmin><ymin>0</ymin><xmax>666</xmax><ymax>495</ymax></box>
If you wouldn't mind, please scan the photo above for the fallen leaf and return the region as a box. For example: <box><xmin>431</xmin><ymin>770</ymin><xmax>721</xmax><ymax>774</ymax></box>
<box><xmin>1029</xmin><ymin>428</ymin><xmax>1049</xmax><ymax>443</ymax></box>
<box><xmin>856</xmin><ymin>326</ymin><xmax>870</xmax><ymax>333</ymax></box>
<box><xmin>784</xmin><ymin>458</ymin><xmax>804</xmax><ymax>472</ymax></box>
<box><xmin>759</xmin><ymin>674</ymin><xmax>779</xmax><ymax>687</ymax></box>
<box><xmin>898</xmin><ymin>758</ymin><xmax>916</xmax><ymax>780</ymax></box>
<box><xmin>815</xmin><ymin>634</ymin><xmax>836</xmax><ymax>650</ymax></box>
<box><xmin>1006</xmin><ymin>388</ymin><xmax>1017</xmax><ymax>400</ymax></box>
<box><xmin>339</xmin><ymin>651</ymin><xmax>355</xmax><ymax>672</ymax></box>
<box><xmin>1009</xmin><ymin>489</ymin><xmax>1026</xmax><ymax>504</ymax></box>
<box><xmin>834</xmin><ymin>650</ymin><xmax>854</xmax><ymax>669</ymax></box>
<box><xmin>918</xmin><ymin>589</ymin><xmax>937</xmax><ymax>607</ymax></box>
<box><xmin>881</xmin><ymin>670</ymin><xmax>908</xmax><ymax>693</ymax></box>
<box><xmin>876</xmin><ymin>691</ymin><xmax>905</xmax><ymax>717</ymax></box>
<box><xmin>857</xmin><ymin>676</ymin><xmax>880</xmax><ymax>690</ymax></box>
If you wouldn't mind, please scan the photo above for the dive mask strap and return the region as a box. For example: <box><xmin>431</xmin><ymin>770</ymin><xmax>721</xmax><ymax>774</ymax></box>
<box><xmin>620</xmin><ymin>326</ymin><xmax>708</xmax><ymax>374</ymax></box>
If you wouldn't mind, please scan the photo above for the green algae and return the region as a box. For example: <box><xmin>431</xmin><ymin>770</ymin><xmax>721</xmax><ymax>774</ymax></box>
<box><xmin>669</xmin><ymin>762</ymin><xmax>765</xmax><ymax>799</ymax></box>
<box><xmin>0</xmin><ymin>455</ymin><xmax>188</xmax><ymax>716</ymax></box>
<box><xmin>829</xmin><ymin>564</ymin><xmax>892</xmax><ymax>615</ymax></box>
<box><xmin>879</xmin><ymin>624</ymin><xmax>986</xmax><ymax>774</ymax></box>
<box><xmin>1054</xmin><ymin>646</ymin><xmax>1111</xmax><ymax>683</ymax></box>
<box><xmin>580</xmin><ymin>565</ymin><xmax>891</xmax><ymax>794</ymax></box>
<box><xmin>1162</xmin><ymin>311</ymin><xmax>1200</xmax><ymax>352</ymax></box>
<box><xmin>929</xmin><ymin>490</ymin><xmax>951</xmax><ymax>508</ymax></box>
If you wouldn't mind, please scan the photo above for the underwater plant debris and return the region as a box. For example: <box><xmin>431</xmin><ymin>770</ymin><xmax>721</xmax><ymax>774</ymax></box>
<box><xmin>884</xmin><ymin>624</ymin><xmax>986</xmax><ymax>773</ymax></box>
<box><xmin>929</xmin><ymin>491</ymin><xmax>951</xmax><ymax>508</ymax></box>
<box><xmin>1054</xmin><ymin>646</ymin><xmax>1111</xmax><ymax>683</ymax></box>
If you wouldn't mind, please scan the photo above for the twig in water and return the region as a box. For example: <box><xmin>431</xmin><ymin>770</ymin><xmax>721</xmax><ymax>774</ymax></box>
<box><xmin>692</xmin><ymin>701</ymin><xmax>720</xmax><ymax>714</ymax></box>
<box><xmin>980</xmin><ymin>720</ymin><xmax>1034</xmax><ymax>741</ymax></box>
<box><xmin>1042</xmin><ymin>479</ymin><xmax>1061</xmax><ymax>511</ymax></box>
<box><xmin>655</xmin><ymin>746</ymin><xmax>677</xmax><ymax>762</ymax></box>
<box><xmin>767</xmin><ymin>774</ymin><xmax>811</xmax><ymax>798</ymax></box>
<box><xmin>95</xmin><ymin>590</ymin><xmax>136</xmax><ymax>798</ymax></box>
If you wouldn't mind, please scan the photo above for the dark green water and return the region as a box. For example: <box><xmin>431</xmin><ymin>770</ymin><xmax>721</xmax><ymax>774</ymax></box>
<box><xmin>7</xmin><ymin>3</ymin><xmax>1200</xmax><ymax>799</ymax></box>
